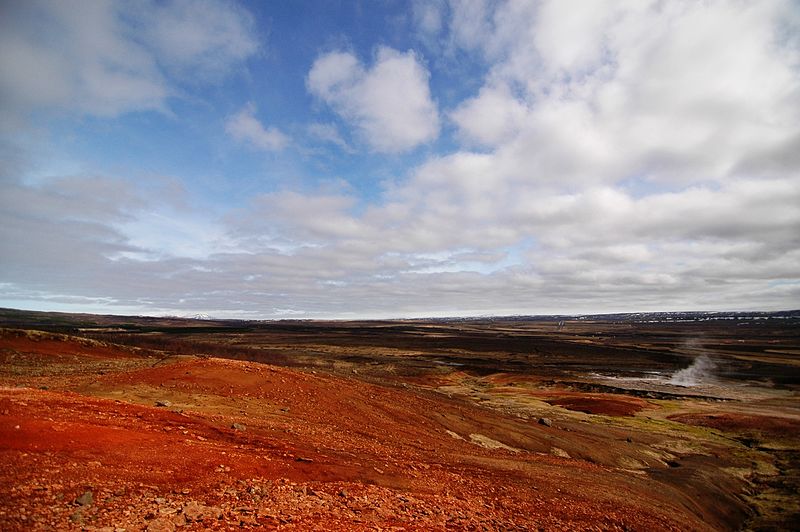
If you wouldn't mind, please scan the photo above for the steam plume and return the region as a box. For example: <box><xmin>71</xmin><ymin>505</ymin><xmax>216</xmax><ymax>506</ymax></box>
<box><xmin>668</xmin><ymin>355</ymin><xmax>717</xmax><ymax>387</ymax></box>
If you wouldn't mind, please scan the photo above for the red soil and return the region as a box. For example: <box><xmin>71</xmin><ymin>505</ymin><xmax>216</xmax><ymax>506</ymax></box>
<box><xmin>0</xmin><ymin>329</ymin><xmax>142</xmax><ymax>360</ymax></box>
<box><xmin>0</xmin><ymin>332</ymin><xmax>736</xmax><ymax>530</ymax></box>
<box><xmin>546</xmin><ymin>395</ymin><xmax>652</xmax><ymax>417</ymax></box>
<box><xmin>486</xmin><ymin>380</ymin><xmax>652</xmax><ymax>417</ymax></box>
<box><xmin>667</xmin><ymin>412</ymin><xmax>800</xmax><ymax>437</ymax></box>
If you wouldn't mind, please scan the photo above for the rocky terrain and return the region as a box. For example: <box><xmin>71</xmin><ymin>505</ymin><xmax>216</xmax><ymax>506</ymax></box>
<box><xmin>0</xmin><ymin>310</ymin><xmax>799</xmax><ymax>530</ymax></box>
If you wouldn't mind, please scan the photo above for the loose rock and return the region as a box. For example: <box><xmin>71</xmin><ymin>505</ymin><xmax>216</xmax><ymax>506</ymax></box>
<box><xmin>146</xmin><ymin>517</ymin><xmax>176</xmax><ymax>532</ymax></box>
<box><xmin>75</xmin><ymin>490</ymin><xmax>93</xmax><ymax>506</ymax></box>
<box><xmin>182</xmin><ymin>501</ymin><xmax>204</xmax><ymax>522</ymax></box>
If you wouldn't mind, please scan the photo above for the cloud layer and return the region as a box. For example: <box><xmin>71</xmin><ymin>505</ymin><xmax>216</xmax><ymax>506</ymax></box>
<box><xmin>1</xmin><ymin>0</ymin><xmax>799</xmax><ymax>318</ymax></box>
<box><xmin>0</xmin><ymin>0</ymin><xmax>257</xmax><ymax>121</ymax></box>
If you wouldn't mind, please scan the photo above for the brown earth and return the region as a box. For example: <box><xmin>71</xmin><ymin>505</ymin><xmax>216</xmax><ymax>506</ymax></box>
<box><xmin>667</xmin><ymin>412</ymin><xmax>800</xmax><ymax>436</ymax></box>
<box><xmin>544</xmin><ymin>395</ymin><xmax>652</xmax><ymax>416</ymax></box>
<box><xmin>1</xmin><ymin>314</ymin><xmax>799</xmax><ymax>531</ymax></box>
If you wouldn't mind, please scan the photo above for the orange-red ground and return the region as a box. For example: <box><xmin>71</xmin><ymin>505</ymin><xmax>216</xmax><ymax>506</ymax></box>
<box><xmin>0</xmin><ymin>329</ymin><xmax>786</xmax><ymax>530</ymax></box>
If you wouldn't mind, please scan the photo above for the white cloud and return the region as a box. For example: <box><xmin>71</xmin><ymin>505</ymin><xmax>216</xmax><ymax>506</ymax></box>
<box><xmin>448</xmin><ymin>0</ymin><xmax>494</xmax><ymax>54</ymax></box>
<box><xmin>234</xmin><ymin>190</ymin><xmax>366</xmax><ymax>243</ymax></box>
<box><xmin>225</xmin><ymin>105</ymin><xmax>289</xmax><ymax>151</ymax></box>
<box><xmin>445</xmin><ymin>0</ymin><xmax>800</xmax><ymax>185</ymax></box>
<box><xmin>530</xmin><ymin>0</ymin><xmax>619</xmax><ymax>76</ymax></box>
<box><xmin>306</xmin><ymin>52</ymin><xmax>361</xmax><ymax>100</ymax></box>
<box><xmin>3</xmin><ymin>169</ymin><xmax>798</xmax><ymax>317</ymax></box>
<box><xmin>413</xmin><ymin>0</ymin><xmax>445</xmax><ymax>38</ymax></box>
<box><xmin>450</xmin><ymin>83</ymin><xmax>528</xmax><ymax>147</ymax></box>
<box><xmin>0</xmin><ymin>0</ymin><xmax>258</xmax><ymax>121</ymax></box>
<box><xmin>307</xmin><ymin>47</ymin><xmax>439</xmax><ymax>153</ymax></box>
<box><xmin>0</xmin><ymin>0</ymin><xmax>165</xmax><ymax>118</ymax></box>
<box><xmin>2</xmin><ymin>1</ymin><xmax>799</xmax><ymax>318</ymax></box>
<box><xmin>308</xmin><ymin>122</ymin><xmax>353</xmax><ymax>152</ymax></box>
<box><xmin>138</xmin><ymin>0</ymin><xmax>259</xmax><ymax>80</ymax></box>
<box><xmin>116</xmin><ymin>210</ymin><xmax>239</xmax><ymax>261</ymax></box>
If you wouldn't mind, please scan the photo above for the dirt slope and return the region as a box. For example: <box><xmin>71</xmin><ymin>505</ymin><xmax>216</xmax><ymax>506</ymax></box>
<box><xmin>0</xmin><ymin>329</ymin><xmax>780</xmax><ymax>530</ymax></box>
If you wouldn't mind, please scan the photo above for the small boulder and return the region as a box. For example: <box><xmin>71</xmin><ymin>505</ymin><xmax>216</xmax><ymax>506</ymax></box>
<box><xmin>231</xmin><ymin>423</ymin><xmax>246</xmax><ymax>431</ymax></box>
<box><xmin>146</xmin><ymin>517</ymin><xmax>176</xmax><ymax>532</ymax></box>
<box><xmin>75</xmin><ymin>490</ymin><xmax>93</xmax><ymax>506</ymax></box>
<box><xmin>182</xmin><ymin>501</ymin><xmax>204</xmax><ymax>523</ymax></box>
<box><xmin>550</xmin><ymin>447</ymin><xmax>571</xmax><ymax>458</ymax></box>
<box><xmin>155</xmin><ymin>400</ymin><xmax>172</xmax><ymax>407</ymax></box>
<box><xmin>538</xmin><ymin>417</ymin><xmax>553</xmax><ymax>427</ymax></box>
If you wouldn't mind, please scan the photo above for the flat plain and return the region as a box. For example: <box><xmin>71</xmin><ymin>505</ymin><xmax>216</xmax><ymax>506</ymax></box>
<box><xmin>1</xmin><ymin>309</ymin><xmax>798</xmax><ymax>531</ymax></box>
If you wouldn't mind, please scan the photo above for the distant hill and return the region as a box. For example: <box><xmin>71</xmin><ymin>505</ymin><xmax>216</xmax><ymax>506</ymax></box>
<box><xmin>0</xmin><ymin>306</ymin><xmax>797</xmax><ymax>333</ymax></box>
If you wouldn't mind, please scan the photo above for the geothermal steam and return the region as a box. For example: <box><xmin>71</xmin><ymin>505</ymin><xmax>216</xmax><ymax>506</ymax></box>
<box><xmin>668</xmin><ymin>355</ymin><xmax>717</xmax><ymax>387</ymax></box>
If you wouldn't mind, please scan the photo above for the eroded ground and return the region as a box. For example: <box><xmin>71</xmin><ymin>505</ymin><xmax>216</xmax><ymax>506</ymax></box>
<box><xmin>0</xmin><ymin>313</ymin><xmax>798</xmax><ymax>531</ymax></box>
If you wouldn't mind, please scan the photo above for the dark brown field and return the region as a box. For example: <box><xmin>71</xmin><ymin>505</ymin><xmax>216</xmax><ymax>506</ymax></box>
<box><xmin>1</xmin><ymin>308</ymin><xmax>798</xmax><ymax>530</ymax></box>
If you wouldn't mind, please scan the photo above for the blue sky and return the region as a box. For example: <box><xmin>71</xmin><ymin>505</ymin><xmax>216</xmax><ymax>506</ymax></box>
<box><xmin>1</xmin><ymin>0</ymin><xmax>799</xmax><ymax>318</ymax></box>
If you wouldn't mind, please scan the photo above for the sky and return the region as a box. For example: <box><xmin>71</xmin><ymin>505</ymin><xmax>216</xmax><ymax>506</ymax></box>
<box><xmin>1</xmin><ymin>0</ymin><xmax>799</xmax><ymax>319</ymax></box>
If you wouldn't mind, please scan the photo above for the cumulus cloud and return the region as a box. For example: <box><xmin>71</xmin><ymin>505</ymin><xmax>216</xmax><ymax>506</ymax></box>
<box><xmin>307</xmin><ymin>47</ymin><xmax>440</xmax><ymax>152</ymax></box>
<box><xmin>225</xmin><ymin>105</ymin><xmax>289</xmax><ymax>151</ymax></box>
<box><xmin>450</xmin><ymin>83</ymin><xmax>528</xmax><ymax>146</ymax></box>
<box><xmin>0</xmin><ymin>0</ymin><xmax>258</xmax><ymax>121</ymax></box>
<box><xmin>446</xmin><ymin>0</ymin><xmax>800</xmax><ymax>185</ymax></box>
